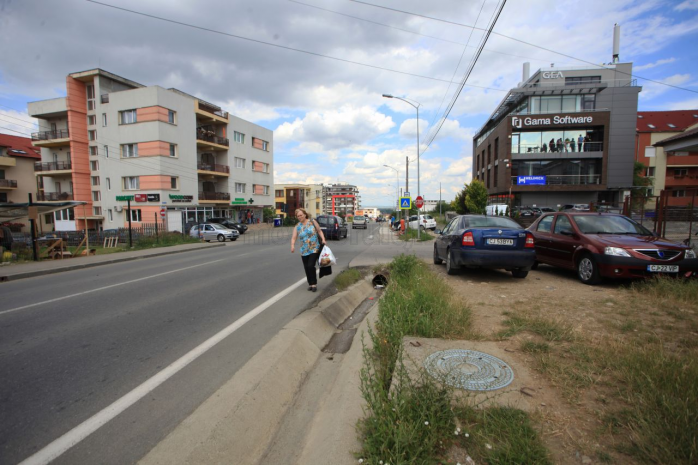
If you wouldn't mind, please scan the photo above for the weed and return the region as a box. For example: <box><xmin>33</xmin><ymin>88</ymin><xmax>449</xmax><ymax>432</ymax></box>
<box><xmin>397</xmin><ymin>228</ymin><xmax>434</xmax><ymax>242</ymax></box>
<box><xmin>498</xmin><ymin>312</ymin><xmax>574</xmax><ymax>342</ymax></box>
<box><xmin>521</xmin><ymin>341</ymin><xmax>550</xmax><ymax>353</ymax></box>
<box><xmin>618</xmin><ymin>320</ymin><xmax>639</xmax><ymax>333</ymax></box>
<box><xmin>132</xmin><ymin>232</ymin><xmax>200</xmax><ymax>249</ymax></box>
<box><xmin>335</xmin><ymin>268</ymin><xmax>362</xmax><ymax>291</ymax></box>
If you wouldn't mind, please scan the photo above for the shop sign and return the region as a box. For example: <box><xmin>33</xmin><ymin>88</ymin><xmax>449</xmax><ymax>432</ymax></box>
<box><xmin>116</xmin><ymin>195</ymin><xmax>134</xmax><ymax>201</ymax></box>
<box><xmin>231</xmin><ymin>197</ymin><xmax>247</xmax><ymax>205</ymax></box>
<box><xmin>147</xmin><ymin>194</ymin><xmax>160</xmax><ymax>202</ymax></box>
<box><xmin>169</xmin><ymin>194</ymin><xmax>193</xmax><ymax>203</ymax></box>
<box><xmin>542</xmin><ymin>71</ymin><xmax>564</xmax><ymax>79</ymax></box>
<box><xmin>512</xmin><ymin>115</ymin><xmax>593</xmax><ymax>128</ymax></box>
<box><xmin>134</xmin><ymin>194</ymin><xmax>147</xmax><ymax>202</ymax></box>
<box><xmin>518</xmin><ymin>176</ymin><xmax>546</xmax><ymax>185</ymax></box>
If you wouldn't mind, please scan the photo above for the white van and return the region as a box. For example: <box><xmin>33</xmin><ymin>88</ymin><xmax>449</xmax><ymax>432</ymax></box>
<box><xmin>486</xmin><ymin>204</ymin><xmax>508</xmax><ymax>216</ymax></box>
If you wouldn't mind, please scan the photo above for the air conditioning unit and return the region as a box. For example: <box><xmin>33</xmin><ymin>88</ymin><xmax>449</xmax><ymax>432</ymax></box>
<box><xmin>114</xmin><ymin>205</ymin><xmax>123</xmax><ymax>212</ymax></box>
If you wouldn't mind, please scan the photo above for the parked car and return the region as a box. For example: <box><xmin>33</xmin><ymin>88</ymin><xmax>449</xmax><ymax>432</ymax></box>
<box><xmin>189</xmin><ymin>223</ymin><xmax>239</xmax><ymax>242</ymax></box>
<box><xmin>486</xmin><ymin>204</ymin><xmax>508</xmax><ymax>216</ymax></box>
<box><xmin>316</xmin><ymin>214</ymin><xmax>348</xmax><ymax>240</ymax></box>
<box><xmin>562</xmin><ymin>204</ymin><xmax>590</xmax><ymax>211</ymax></box>
<box><xmin>352</xmin><ymin>215</ymin><xmax>367</xmax><ymax>229</ymax></box>
<box><xmin>408</xmin><ymin>214</ymin><xmax>437</xmax><ymax>231</ymax></box>
<box><xmin>433</xmin><ymin>215</ymin><xmax>536</xmax><ymax>278</ymax></box>
<box><xmin>207</xmin><ymin>217</ymin><xmax>248</xmax><ymax>234</ymax></box>
<box><xmin>528</xmin><ymin>212</ymin><xmax>698</xmax><ymax>284</ymax></box>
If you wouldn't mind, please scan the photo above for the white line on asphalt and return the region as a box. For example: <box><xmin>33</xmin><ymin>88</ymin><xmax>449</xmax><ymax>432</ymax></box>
<box><xmin>18</xmin><ymin>276</ymin><xmax>308</xmax><ymax>465</ymax></box>
<box><xmin>1</xmin><ymin>259</ymin><xmax>232</xmax><ymax>317</ymax></box>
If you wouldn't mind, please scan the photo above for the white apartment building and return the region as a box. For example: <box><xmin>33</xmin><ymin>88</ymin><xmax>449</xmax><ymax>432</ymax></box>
<box><xmin>322</xmin><ymin>183</ymin><xmax>361</xmax><ymax>216</ymax></box>
<box><xmin>27</xmin><ymin>69</ymin><xmax>273</xmax><ymax>232</ymax></box>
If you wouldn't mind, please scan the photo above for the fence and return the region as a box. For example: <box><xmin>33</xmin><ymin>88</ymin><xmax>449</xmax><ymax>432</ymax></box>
<box><xmin>8</xmin><ymin>222</ymin><xmax>167</xmax><ymax>248</ymax></box>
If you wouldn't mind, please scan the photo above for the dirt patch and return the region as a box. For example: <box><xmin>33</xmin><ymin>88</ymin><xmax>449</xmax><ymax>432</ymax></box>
<box><xmin>429</xmin><ymin>261</ymin><xmax>697</xmax><ymax>464</ymax></box>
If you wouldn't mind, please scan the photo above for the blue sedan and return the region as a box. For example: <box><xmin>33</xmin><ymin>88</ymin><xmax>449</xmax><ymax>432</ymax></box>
<box><xmin>433</xmin><ymin>215</ymin><xmax>536</xmax><ymax>278</ymax></box>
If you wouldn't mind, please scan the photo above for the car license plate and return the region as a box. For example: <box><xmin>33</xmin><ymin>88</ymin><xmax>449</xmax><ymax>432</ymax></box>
<box><xmin>647</xmin><ymin>265</ymin><xmax>679</xmax><ymax>273</ymax></box>
<box><xmin>487</xmin><ymin>238</ymin><xmax>514</xmax><ymax>246</ymax></box>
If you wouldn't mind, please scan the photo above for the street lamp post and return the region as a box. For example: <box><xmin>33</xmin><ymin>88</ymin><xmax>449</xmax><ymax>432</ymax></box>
<box><xmin>383</xmin><ymin>164</ymin><xmax>399</xmax><ymax>214</ymax></box>
<box><xmin>382</xmin><ymin>93</ymin><xmax>421</xmax><ymax>239</ymax></box>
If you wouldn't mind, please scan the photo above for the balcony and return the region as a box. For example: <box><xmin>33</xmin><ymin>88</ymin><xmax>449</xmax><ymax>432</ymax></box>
<box><xmin>195</xmin><ymin>100</ymin><xmax>229</xmax><ymax>123</ymax></box>
<box><xmin>667</xmin><ymin>154</ymin><xmax>698</xmax><ymax>167</ymax></box>
<box><xmin>197</xmin><ymin>162</ymin><xmax>230</xmax><ymax>175</ymax></box>
<box><xmin>196</xmin><ymin>129</ymin><xmax>229</xmax><ymax>150</ymax></box>
<box><xmin>511</xmin><ymin>174</ymin><xmax>601</xmax><ymax>186</ymax></box>
<box><xmin>31</xmin><ymin>129</ymin><xmax>70</xmax><ymax>147</ymax></box>
<box><xmin>0</xmin><ymin>179</ymin><xmax>18</xmax><ymax>189</ymax></box>
<box><xmin>0</xmin><ymin>155</ymin><xmax>16</xmax><ymax>167</ymax></box>
<box><xmin>34</xmin><ymin>161</ymin><xmax>72</xmax><ymax>173</ymax></box>
<box><xmin>198</xmin><ymin>191</ymin><xmax>231</xmax><ymax>203</ymax></box>
<box><xmin>665</xmin><ymin>175</ymin><xmax>698</xmax><ymax>188</ymax></box>
<box><xmin>36</xmin><ymin>191</ymin><xmax>74</xmax><ymax>201</ymax></box>
<box><xmin>512</xmin><ymin>142</ymin><xmax>603</xmax><ymax>156</ymax></box>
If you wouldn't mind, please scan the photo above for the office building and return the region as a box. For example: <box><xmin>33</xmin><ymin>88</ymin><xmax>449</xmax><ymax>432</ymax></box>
<box><xmin>27</xmin><ymin>69</ymin><xmax>273</xmax><ymax>231</ymax></box>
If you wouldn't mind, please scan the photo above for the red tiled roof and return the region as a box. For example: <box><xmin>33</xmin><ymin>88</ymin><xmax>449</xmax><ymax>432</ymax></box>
<box><xmin>637</xmin><ymin>110</ymin><xmax>698</xmax><ymax>133</ymax></box>
<box><xmin>654</xmin><ymin>125</ymin><xmax>698</xmax><ymax>146</ymax></box>
<box><xmin>0</xmin><ymin>133</ymin><xmax>40</xmax><ymax>159</ymax></box>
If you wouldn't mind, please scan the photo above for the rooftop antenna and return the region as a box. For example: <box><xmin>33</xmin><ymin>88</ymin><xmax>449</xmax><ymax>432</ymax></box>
<box><xmin>612</xmin><ymin>23</ymin><xmax>620</xmax><ymax>64</ymax></box>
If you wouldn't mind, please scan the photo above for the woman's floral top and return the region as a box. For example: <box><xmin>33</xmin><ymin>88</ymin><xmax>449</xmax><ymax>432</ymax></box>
<box><xmin>296</xmin><ymin>221</ymin><xmax>321</xmax><ymax>256</ymax></box>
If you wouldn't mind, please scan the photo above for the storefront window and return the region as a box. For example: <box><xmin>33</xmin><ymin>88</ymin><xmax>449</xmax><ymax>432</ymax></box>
<box><xmin>512</xmin><ymin>128</ymin><xmax>602</xmax><ymax>153</ymax></box>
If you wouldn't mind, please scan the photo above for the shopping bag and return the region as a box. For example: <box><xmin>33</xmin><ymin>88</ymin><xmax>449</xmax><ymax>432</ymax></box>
<box><xmin>317</xmin><ymin>245</ymin><xmax>337</xmax><ymax>267</ymax></box>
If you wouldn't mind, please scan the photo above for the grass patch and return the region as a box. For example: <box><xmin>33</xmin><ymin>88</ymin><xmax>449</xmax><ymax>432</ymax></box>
<box><xmin>335</xmin><ymin>268</ymin><xmax>362</xmax><ymax>291</ymax></box>
<box><xmin>521</xmin><ymin>341</ymin><xmax>550</xmax><ymax>353</ymax></box>
<box><xmin>397</xmin><ymin>228</ymin><xmax>434</xmax><ymax>242</ymax></box>
<box><xmin>358</xmin><ymin>254</ymin><xmax>549</xmax><ymax>463</ymax></box>
<box><xmin>629</xmin><ymin>275</ymin><xmax>698</xmax><ymax>307</ymax></box>
<box><xmin>498</xmin><ymin>311</ymin><xmax>574</xmax><ymax>342</ymax></box>
<box><xmin>131</xmin><ymin>232</ymin><xmax>201</xmax><ymax>249</ymax></box>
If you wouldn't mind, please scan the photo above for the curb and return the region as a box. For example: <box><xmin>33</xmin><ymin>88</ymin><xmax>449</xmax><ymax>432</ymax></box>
<box><xmin>0</xmin><ymin>243</ymin><xmax>225</xmax><ymax>282</ymax></box>
<box><xmin>138</xmin><ymin>278</ymin><xmax>374</xmax><ymax>465</ymax></box>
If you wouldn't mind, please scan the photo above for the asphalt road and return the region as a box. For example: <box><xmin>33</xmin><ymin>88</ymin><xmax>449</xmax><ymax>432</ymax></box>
<box><xmin>0</xmin><ymin>223</ymin><xmax>381</xmax><ymax>464</ymax></box>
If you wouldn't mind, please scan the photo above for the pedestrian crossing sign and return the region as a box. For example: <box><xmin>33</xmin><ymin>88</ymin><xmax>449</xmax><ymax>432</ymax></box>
<box><xmin>400</xmin><ymin>197</ymin><xmax>411</xmax><ymax>209</ymax></box>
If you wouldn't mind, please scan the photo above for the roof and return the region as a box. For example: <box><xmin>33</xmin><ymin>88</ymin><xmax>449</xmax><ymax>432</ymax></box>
<box><xmin>0</xmin><ymin>133</ymin><xmax>40</xmax><ymax>159</ymax></box>
<box><xmin>653</xmin><ymin>125</ymin><xmax>698</xmax><ymax>146</ymax></box>
<box><xmin>637</xmin><ymin>110</ymin><xmax>698</xmax><ymax>133</ymax></box>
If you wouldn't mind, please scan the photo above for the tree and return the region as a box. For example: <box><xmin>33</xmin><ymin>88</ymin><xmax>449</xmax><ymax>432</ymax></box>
<box><xmin>464</xmin><ymin>179</ymin><xmax>488</xmax><ymax>214</ymax></box>
<box><xmin>631</xmin><ymin>161</ymin><xmax>654</xmax><ymax>209</ymax></box>
<box><xmin>453</xmin><ymin>184</ymin><xmax>468</xmax><ymax>214</ymax></box>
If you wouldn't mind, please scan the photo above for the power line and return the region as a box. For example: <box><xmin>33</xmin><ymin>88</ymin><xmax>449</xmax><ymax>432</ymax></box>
<box><xmin>85</xmin><ymin>0</ymin><xmax>506</xmax><ymax>93</ymax></box>
<box><xmin>350</xmin><ymin>0</ymin><xmax>698</xmax><ymax>95</ymax></box>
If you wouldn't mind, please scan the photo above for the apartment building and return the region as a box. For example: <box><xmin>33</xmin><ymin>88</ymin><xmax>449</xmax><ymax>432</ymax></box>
<box><xmin>0</xmin><ymin>134</ymin><xmax>41</xmax><ymax>231</ymax></box>
<box><xmin>27</xmin><ymin>69</ymin><xmax>273</xmax><ymax>232</ymax></box>
<box><xmin>473</xmin><ymin>47</ymin><xmax>641</xmax><ymax>208</ymax></box>
<box><xmin>322</xmin><ymin>183</ymin><xmax>360</xmax><ymax>216</ymax></box>
<box><xmin>636</xmin><ymin>110</ymin><xmax>698</xmax><ymax>206</ymax></box>
<box><xmin>273</xmin><ymin>183</ymin><xmax>323</xmax><ymax>218</ymax></box>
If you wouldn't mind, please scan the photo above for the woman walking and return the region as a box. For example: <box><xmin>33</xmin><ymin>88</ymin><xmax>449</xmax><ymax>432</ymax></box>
<box><xmin>291</xmin><ymin>208</ymin><xmax>326</xmax><ymax>292</ymax></box>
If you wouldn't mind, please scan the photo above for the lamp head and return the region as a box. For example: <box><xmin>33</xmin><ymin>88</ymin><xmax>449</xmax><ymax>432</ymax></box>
<box><xmin>382</xmin><ymin>94</ymin><xmax>393</xmax><ymax>98</ymax></box>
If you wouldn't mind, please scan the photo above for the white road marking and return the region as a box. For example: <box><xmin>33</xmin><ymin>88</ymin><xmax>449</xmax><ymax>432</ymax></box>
<box><xmin>1</xmin><ymin>258</ymin><xmax>235</xmax><ymax>316</ymax></box>
<box><xmin>18</xmin><ymin>276</ymin><xmax>308</xmax><ymax>465</ymax></box>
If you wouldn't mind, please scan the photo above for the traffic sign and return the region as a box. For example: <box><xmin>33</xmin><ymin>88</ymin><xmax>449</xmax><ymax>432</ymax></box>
<box><xmin>404</xmin><ymin>192</ymin><xmax>410</xmax><ymax>197</ymax></box>
<box><xmin>160</xmin><ymin>208</ymin><xmax>167</xmax><ymax>218</ymax></box>
<box><xmin>415</xmin><ymin>196</ymin><xmax>424</xmax><ymax>209</ymax></box>
<box><xmin>400</xmin><ymin>197</ymin><xmax>411</xmax><ymax>209</ymax></box>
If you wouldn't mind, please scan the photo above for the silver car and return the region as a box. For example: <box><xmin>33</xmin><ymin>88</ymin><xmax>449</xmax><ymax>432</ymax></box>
<box><xmin>190</xmin><ymin>223</ymin><xmax>239</xmax><ymax>242</ymax></box>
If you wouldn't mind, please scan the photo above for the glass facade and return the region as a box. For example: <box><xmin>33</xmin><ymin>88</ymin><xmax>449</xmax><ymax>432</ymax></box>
<box><xmin>511</xmin><ymin>159</ymin><xmax>602</xmax><ymax>185</ymax></box>
<box><xmin>512</xmin><ymin>128</ymin><xmax>603</xmax><ymax>153</ymax></box>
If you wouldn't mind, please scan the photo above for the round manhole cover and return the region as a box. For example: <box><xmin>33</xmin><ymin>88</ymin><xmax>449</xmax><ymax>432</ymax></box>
<box><xmin>424</xmin><ymin>349</ymin><xmax>514</xmax><ymax>391</ymax></box>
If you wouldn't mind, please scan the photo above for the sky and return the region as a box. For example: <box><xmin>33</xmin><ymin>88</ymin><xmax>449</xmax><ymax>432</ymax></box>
<box><xmin>1</xmin><ymin>0</ymin><xmax>697</xmax><ymax>208</ymax></box>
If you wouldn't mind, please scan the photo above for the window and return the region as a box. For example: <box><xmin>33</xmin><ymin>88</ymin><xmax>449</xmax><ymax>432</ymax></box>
<box><xmin>647</xmin><ymin>124</ymin><xmax>656</xmax><ymax>129</ymax></box>
<box><xmin>89</xmin><ymin>146</ymin><xmax>98</xmax><ymax>156</ymax></box>
<box><xmin>55</xmin><ymin>208</ymin><xmax>75</xmax><ymax>221</ymax></box>
<box><xmin>86</xmin><ymin>84</ymin><xmax>95</xmax><ymax>110</ymax></box>
<box><xmin>672</xmin><ymin>190</ymin><xmax>686</xmax><ymax>198</ymax></box>
<box><xmin>124</xmin><ymin>176</ymin><xmax>140</xmax><ymax>190</ymax></box>
<box><xmin>253</xmin><ymin>184</ymin><xmax>269</xmax><ymax>195</ymax></box>
<box><xmin>102</xmin><ymin>113</ymin><xmax>107</xmax><ymax>127</ymax></box>
<box><xmin>91</xmin><ymin>176</ymin><xmax>100</xmax><ymax>186</ymax></box>
<box><xmin>645</xmin><ymin>147</ymin><xmax>656</xmax><ymax>158</ymax></box>
<box><xmin>674</xmin><ymin>168</ymin><xmax>688</xmax><ymax>177</ymax></box>
<box><xmin>88</xmin><ymin>130</ymin><xmax>97</xmax><ymax>141</ymax></box>
<box><xmin>487</xmin><ymin>145</ymin><xmax>491</xmax><ymax>165</ymax></box>
<box><xmin>235</xmin><ymin>157</ymin><xmax>246</xmax><ymax>169</ymax></box>
<box><xmin>92</xmin><ymin>191</ymin><xmax>101</xmax><ymax>201</ymax></box>
<box><xmin>108</xmin><ymin>209</ymin><xmax>113</xmax><ymax>221</ymax></box>
<box><xmin>93</xmin><ymin>206</ymin><xmax>102</xmax><ymax>216</ymax></box>
<box><xmin>88</xmin><ymin>115</ymin><xmax>96</xmax><ymax>126</ymax></box>
<box><xmin>537</xmin><ymin>215</ymin><xmax>553</xmax><ymax>233</ymax></box>
<box><xmin>45</xmin><ymin>213</ymin><xmax>54</xmax><ymax>224</ymax></box>
<box><xmin>169</xmin><ymin>144</ymin><xmax>177</xmax><ymax>157</ymax></box>
<box><xmin>234</xmin><ymin>131</ymin><xmax>245</xmax><ymax>144</ymax></box>
<box><xmin>554</xmin><ymin>215</ymin><xmax>572</xmax><ymax>234</ymax></box>
<box><xmin>104</xmin><ymin>145</ymin><xmax>109</xmax><ymax>158</ymax></box>
<box><xmin>668</xmin><ymin>123</ymin><xmax>676</xmax><ymax>128</ymax></box>
<box><xmin>275</xmin><ymin>190</ymin><xmax>284</xmax><ymax>197</ymax></box>
<box><xmin>168</xmin><ymin>110</ymin><xmax>176</xmax><ymax>124</ymax></box>
<box><xmin>565</xmin><ymin>76</ymin><xmax>601</xmax><ymax>85</ymax></box>
<box><xmin>252</xmin><ymin>161</ymin><xmax>269</xmax><ymax>173</ymax></box>
<box><xmin>122</xmin><ymin>144</ymin><xmax>138</xmax><ymax>158</ymax></box>
<box><xmin>494</xmin><ymin>165</ymin><xmax>498</xmax><ymax>188</ymax></box>
<box><xmin>128</xmin><ymin>209</ymin><xmax>142</xmax><ymax>222</ymax></box>
<box><xmin>120</xmin><ymin>110</ymin><xmax>137</xmax><ymax>124</ymax></box>
<box><xmin>170</xmin><ymin>177</ymin><xmax>178</xmax><ymax>189</ymax></box>
<box><xmin>262</xmin><ymin>140</ymin><xmax>269</xmax><ymax>151</ymax></box>
<box><xmin>235</xmin><ymin>182</ymin><xmax>246</xmax><ymax>193</ymax></box>
<box><xmin>106</xmin><ymin>177</ymin><xmax>111</xmax><ymax>190</ymax></box>
<box><xmin>252</xmin><ymin>137</ymin><xmax>269</xmax><ymax>151</ymax></box>
<box><xmin>494</xmin><ymin>138</ymin><xmax>499</xmax><ymax>160</ymax></box>
<box><xmin>90</xmin><ymin>160</ymin><xmax>99</xmax><ymax>171</ymax></box>
<box><xmin>646</xmin><ymin>167</ymin><xmax>655</xmax><ymax>177</ymax></box>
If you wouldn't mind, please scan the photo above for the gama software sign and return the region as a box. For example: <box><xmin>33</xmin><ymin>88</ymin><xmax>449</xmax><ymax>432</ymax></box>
<box><xmin>517</xmin><ymin>176</ymin><xmax>546</xmax><ymax>185</ymax></box>
<box><xmin>512</xmin><ymin>115</ymin><xmax>593</xmax><ymax>128</ymax></box>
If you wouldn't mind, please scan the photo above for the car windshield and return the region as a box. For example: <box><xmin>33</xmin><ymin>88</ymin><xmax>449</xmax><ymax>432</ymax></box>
<box><xmin>572</xmin><ymin>215</ymin><xmax>653</xmax><ymax>235</ymax></box>
<box><xmin>209</xmin><ymin>223</ymin><xmax>226</xmax><ymax>229</ymax></box>
<box><xmin>463</xmin><ymin>217</ymin><xmax>522</xmax><ymax>229</ymax></box>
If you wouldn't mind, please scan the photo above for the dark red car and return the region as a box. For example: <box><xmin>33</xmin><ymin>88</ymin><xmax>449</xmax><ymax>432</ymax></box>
<box><xmin>527</xmin><ymin>212</ymin><xmax>698</xmax><ymax>284</ymax></box>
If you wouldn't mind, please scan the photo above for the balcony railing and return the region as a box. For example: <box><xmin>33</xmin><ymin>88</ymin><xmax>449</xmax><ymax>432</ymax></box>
<box><xmin>196</xmin><ymin>130</ymin><xmax>229</xmax><ymax>147</ymax></box>
<box><xmin>199</xmin><ymin>102</ymin><xmax>229</xmax><ymax>119</ymax></box>
<box><xmin>0</xmin><ymin>179</ymin><xmax>18</xmax><ymax>188</ymax></box>
<box><xmin>197</xmin><ymin>162</ymin><xmax>230</xmax><ymax>174</ymax></box>
<box><xmin>36</xmin><ymin>191</ymin><xmax>74</xmax><ymax>201</ymax></box>
<box><xmin>198</xmin><ymin>191</ymin><xmax>231</xmax><ymax>201</ymax></box>
<box><xmin>512</xmin><ymin>142</ymin><xmax>603</xmax><ymax>154</ymax></box>
<box><xmin>34</xmin><ymin>161</ymin><xmax>72</xmax><ymax>171</ymax></box>
<box><xmin>31</xmin><ymin>129</ymin><xmax>69</xmax><ymax>141</ymax></box>
<box><xmin>511</xmin><ymin>174</ymin><xmax>601</xmax><ymax>186</ymax></box>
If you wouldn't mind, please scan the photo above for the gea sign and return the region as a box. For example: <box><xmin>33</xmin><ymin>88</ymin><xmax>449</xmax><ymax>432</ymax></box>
<box><xmin>512</xmin><ymin>115</ymin><xmax>593</xmax><ymax>128</ymax></box>
<box><xmin>542</xmin><ymin>71</ymin><xmax>564</xmax><ymax>79</ymax></box>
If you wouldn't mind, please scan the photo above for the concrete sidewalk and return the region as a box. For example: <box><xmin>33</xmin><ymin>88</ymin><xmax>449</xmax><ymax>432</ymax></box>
<box><xmin>0</xmin><ymin>242</ymin><xmax>225</xmax><ymax>282</ymax></box>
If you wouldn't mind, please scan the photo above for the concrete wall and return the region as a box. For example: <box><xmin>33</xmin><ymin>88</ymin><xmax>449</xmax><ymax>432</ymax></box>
<box><xmin>597</xmin><ymin>86</ymin><xmax>640</xmax><ymax>188</ymax></box>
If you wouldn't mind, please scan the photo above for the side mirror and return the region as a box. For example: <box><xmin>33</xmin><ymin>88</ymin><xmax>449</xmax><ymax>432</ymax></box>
<box><xmin>434</xmin><ymin>229</ymin><xmax>442</xmax><ymax>235</ymax></box>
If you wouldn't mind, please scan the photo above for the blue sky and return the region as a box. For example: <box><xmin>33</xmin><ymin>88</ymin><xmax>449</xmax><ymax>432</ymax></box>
<box><xmin>1</xmin><ymin>0</ymin><xmax>697</xmax><ymax>208</ymax></box>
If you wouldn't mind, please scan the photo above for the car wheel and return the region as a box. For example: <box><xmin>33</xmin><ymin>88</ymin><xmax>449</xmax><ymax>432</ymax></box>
<box><xmin>531</xmin><ymin>261</ymin><xmax>539</xmax><ymax>270</ymax></box>
<box><xmin>217</xmin><ymin>234</ymin><xmax>225</xmax><ymax>242</ymax></box>
<box><xmin>231</xmin><ymin>238</ymin><xmax>237</xmax><ymax>241</ymax></box>
<box><xmin>512</xmin><ymin>268</ymin><xmax>528</xmax><ymax>278</ymax></box>
<box><xmin>433</xmin><ymin>245</ymin><xmax>443</xmax><ymax>265</ymax></box>
<box><xmin>420</xmin><ymin>225</ymin><xmax>426</xmax><ymax>232</ymax></box>
<box><xmin>577</xmin><ymin>254</ymin><xmax>600</xmax><ymax>285</ymax></box>
<box><xmin>446</xmin><ymin>249</ymin><xmax>459</xmax><ymax>275</ymax></box>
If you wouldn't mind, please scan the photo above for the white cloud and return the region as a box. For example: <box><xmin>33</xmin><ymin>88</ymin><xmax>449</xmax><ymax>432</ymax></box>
<box><xmin>639</xmin><ymin>73</ymin><xmax>692</xmax><ymax>100</ymax></box>
<box><xmin>666</xmin><ymin>98</ymin><xmax>698</xmax><ymax>110</ymax></box>
<box><xmin>675</xmin><ymin>0</ymin><xmax>698</xmax><ymax>11</ymax></box>
<box><xmin>0</xmin><ymin>109</ymin><xmax>37</xmax><ymax>137</ymax></box>
<box><xmin>634</xmin><ymin>58</ymin><xmax>677</xmax><ymax>71</ymax></box>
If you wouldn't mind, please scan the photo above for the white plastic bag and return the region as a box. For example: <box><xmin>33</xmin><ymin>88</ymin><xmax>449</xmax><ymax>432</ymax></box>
<box><xmin>317</xmin><ymin>245</ymin><xmax>336</xmax><ymax>267</ymax></box>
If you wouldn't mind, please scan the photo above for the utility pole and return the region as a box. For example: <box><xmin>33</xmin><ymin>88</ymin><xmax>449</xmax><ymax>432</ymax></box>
<box><xmin>405</xmin><ymin>156</ymin><xmax>409</xmax><ymax>228</ymax></box>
